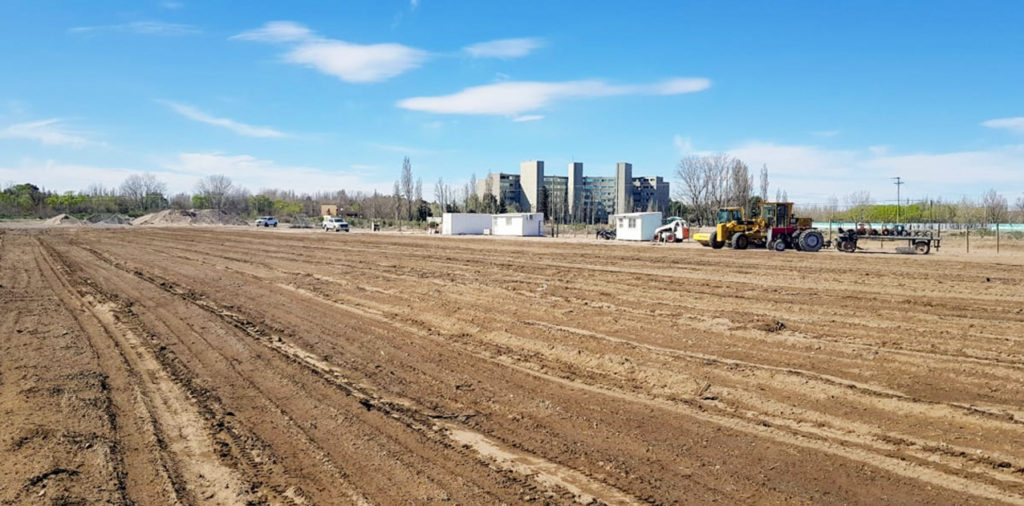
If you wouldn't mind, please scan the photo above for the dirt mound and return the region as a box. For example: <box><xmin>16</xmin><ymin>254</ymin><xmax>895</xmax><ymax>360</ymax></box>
<box><xmin>44</xmin><ymin>214</ymin><xmax>84</xmax><ymax>226</ymax></box>
<box><xmin>86</xmin><ymin>214</ymin><xmax>132</xmax><ymax>225</ymax></box>
<box><xmin>131</xmin><ymin>209</ymin><xmax>246</xmax><ymax>227</ymax></box>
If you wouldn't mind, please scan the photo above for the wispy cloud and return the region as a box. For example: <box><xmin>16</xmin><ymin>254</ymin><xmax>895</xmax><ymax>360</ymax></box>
<box><xmin>232</xmin><ymin>21</ymin><xmax>428</xmax><ymax>83</ymax></box>
<box><xmin>982</xmin><ymin>117</ymin><xmax>1024</xmax><ymax>135</ymax></box>
<box><xmin>673</xmin><ymin>135</ymin><xmax>694</xmax><ymax>155</ymax></box>
<box><xmin>0</xmin><ymin>154</ymin><xmax>392</xmax><ymax>195</ymax></box>
<box><xmin>463</xmin><ymin>37</ymin><xmax>544</xmax><ymax>59</ymax></box>
<box><xmin>513</xmin><ymin>115</ymin><xmax>544</xmax><ymax>122</ymax></box>
<box><xmin>397</xmin><ymin>78</ymin><xmax>711</xmax><ymax>117</ymax></box>
<box><xmin>160</xmin><ymin>1</ymin><xmax>184</xmax><ymax>9</ymax></box>
<box><xmin>410</xmin><ymin>0</ymin><xmax>420</xmax><ymax>10</ymax></box>
<box><xmin>231</xmin><ymin>20</ymin><xmax>314</xmax><ymax>43</ymax></box>
<box><xmin>0</xmin><ymin>119</ymin><xmax>98</xmax><ymax>148</ymax></box>
<box><xmin>69</xmin><ymin>21</ymin><xmax>198</xmax><ymax>36</ymax></box>
<box><xmin>159</xmin><ymin>101</ymin><xmax>288</xmax><ymax>138</ymax></box>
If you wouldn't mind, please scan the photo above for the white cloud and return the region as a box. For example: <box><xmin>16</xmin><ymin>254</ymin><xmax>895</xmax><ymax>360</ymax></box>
<box><xmin>69</xmin><ymin>21</ymin><xmax>198</xmax><ymax>36</ymax></box>
<box><xmin>367</xmin><ymin>142</ymin><xmax>441</xmax><ymax>155</ymax></box>
<box><xmin>0</xmin><ymin>119</ymin><xmax>98</xmax><ymax>148</ymax></box>
<box><xmin>513</xmin><ymin>115</ymin><xmax>544</xmax><ymax>122</ymax></box>
<box><xmin>159</xmin><ymin>101</ymin><xmax>288</xmax><ymax>138</ymax></box>
<box><xmin>397</xmin><ymin>78</ymin><xmax>710</xmax><ymax>117</ymax></box>
<box><xmin>231</xmin><ymin>21</ymin><xmax>314</xmax><ymax>43</ymax></box>
<box><xmin>165</xmin><ymin>152</ymin><xmax>392</xmax><ymax>194</ymax></box>
<box><xmin>982</xmin><ymin>117</ymin><xmax>1024</xmax><ymax>135</ymax></box>
<box><xmin>232</xmin><ymin>21</ymin><xmax>427</xmax><ymax>83</ymax></box>
<box><xmin>285</xmin><ymin>40</ymin><xmax>427</xmax><ymax>83</ymax></box>
<box><xmin>718</xmin><ymin>140</ymin><xmax>1024</xmax><ymax>202</ymax></box>
<box><xmin>463</xmin><ymin>38</ymin><xmax>544</xmax><ymax>59</ymax></box>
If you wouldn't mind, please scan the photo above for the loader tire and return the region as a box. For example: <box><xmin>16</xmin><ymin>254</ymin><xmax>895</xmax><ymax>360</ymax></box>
<box><xmin>710</xmin><ymin>231</ymin><xmax>725</xmax><ymax>249</ymax></box>
<box><xmin>731</xmin><ymin>233</ymin><xmax>749</xmax><ymax>250</ymax></box>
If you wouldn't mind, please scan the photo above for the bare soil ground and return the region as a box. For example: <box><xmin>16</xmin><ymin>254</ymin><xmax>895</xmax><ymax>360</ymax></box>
<box><xmin>2</xmin><ymin>226</ymin><xmax>1024</xmax><ymax>504</ymax></box>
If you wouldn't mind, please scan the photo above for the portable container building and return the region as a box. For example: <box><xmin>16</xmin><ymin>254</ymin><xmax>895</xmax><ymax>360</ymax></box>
<box><xmin>491</xmin><ymin>213</ymin><xmax>544</xmax><ymax>237</ymax></box>
<box><xmin>613</xmin><ymin>212</ymin><xmax>663</xmax><ymax>241</ymax></box>
<box><xmin>442</xmin><ymin>213</ymin><xmax>493</xmax><ymax>235</ymax></box>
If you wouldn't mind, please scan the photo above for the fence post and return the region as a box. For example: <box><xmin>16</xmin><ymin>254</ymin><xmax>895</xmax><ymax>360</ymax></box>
<box><xmin>997</xmin><ymin>223</ymin><xmax>1000</xmax><ymax>253</ymax></box>
<box><xmin>966</xmin><ymin>228</ymin><xmax>970</xmax><ymax>253</ymax></box>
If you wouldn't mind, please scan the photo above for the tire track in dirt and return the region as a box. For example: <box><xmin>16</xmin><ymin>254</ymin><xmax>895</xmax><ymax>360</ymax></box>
<box><xmin>70</xmin><ymin>235</ymin><xmax>644</xmax><ymax>505</ymax></box>
<box><xmin>35</xmin><ymin>239</ymin><xmax>251</xmax><ymax>505</ymax></box>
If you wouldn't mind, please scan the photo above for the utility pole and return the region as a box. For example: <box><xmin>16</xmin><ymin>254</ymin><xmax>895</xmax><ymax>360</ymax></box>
<box><xmin>891</xmin><ymin>176</ymin><xmax>904</xmax><ymax>224</ymax></box>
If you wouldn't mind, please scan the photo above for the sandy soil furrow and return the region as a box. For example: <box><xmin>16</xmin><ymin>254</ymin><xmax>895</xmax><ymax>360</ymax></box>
<box><xmin>9</xmin><ymin>226</ymin><xmax>1024</xmax><ymax>504</ymax></box>
<box><xmin>66</xmin><ymin>230</ymin><xmax>1015</xmax><ymax>506</ymax></box>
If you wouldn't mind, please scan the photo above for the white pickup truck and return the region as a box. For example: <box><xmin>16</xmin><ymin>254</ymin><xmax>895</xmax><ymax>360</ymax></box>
<box><xmin>322</xmin><ymin>216</ymin><xmax>349</xmax><ymax>232</ymax></box>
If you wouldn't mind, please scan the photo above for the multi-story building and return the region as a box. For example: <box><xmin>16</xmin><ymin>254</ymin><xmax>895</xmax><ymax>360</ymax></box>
<box><xmin>476</xmin><ymin>160</ymin><xmax>670</xmax><ymax>223</ymax></box>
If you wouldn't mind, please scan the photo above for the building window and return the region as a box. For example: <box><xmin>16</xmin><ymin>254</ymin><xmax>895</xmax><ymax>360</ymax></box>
<box><xmin>628</xmin><ymin>218</ymin><xmax>636</xmax><ymax>228</ymax></box>
<box><xmin>506</xmin><ymin>217</ymin><xmax>512</xmax><ymax>226</ymax></box>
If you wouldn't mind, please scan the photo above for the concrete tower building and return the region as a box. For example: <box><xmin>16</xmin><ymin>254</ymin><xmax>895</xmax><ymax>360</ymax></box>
<box><xmin>567</xmin><ymin>162</ymin><xmax>583</xmax><ymax>221</ymax></box>
<box><xmin>519</xmin><ymin>160</ymin><xmax>544</xmax><ymax>213</ymax></box>
<box><xmin>615</xmin><ymin>162</ymin><xmax>633</xmax><ymax>217</ymax></box>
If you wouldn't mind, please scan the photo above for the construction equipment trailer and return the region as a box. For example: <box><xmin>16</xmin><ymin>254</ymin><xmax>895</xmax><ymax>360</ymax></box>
<box><xmin>832</xmin><ymin>228</ymin><xmax>941</xmax><ymax>254</ymax></box>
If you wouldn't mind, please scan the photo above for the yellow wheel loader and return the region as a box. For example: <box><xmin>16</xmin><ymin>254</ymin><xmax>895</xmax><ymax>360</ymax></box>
<box><xmin>693</xmin><ymin>202</ymin><xmax>824</xmax><ymax>252</ymax></box>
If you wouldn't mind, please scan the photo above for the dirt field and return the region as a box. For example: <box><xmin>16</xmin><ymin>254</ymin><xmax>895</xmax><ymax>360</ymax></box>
<box><xmin>3</xmin><ymin>226</ymin><xmax>1024</xmax><ymax>504</ymax></box>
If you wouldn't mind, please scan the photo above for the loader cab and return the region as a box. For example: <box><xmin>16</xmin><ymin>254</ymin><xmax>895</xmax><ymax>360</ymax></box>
<box><xmin>760</xmin><ymin>202</ymin><xmax>794</xmax><ymax>228</ymax></box>
<box><xmin>716</xmin><ymin>208</ymin><xmax>744</xmax><ymax>224</ymax></box>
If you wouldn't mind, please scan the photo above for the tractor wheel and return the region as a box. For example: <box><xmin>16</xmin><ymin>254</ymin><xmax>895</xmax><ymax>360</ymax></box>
<box><xmin>665</xmin><ymin>233</ymin><xmax>675</xmax><ymax>243</ymax></box>
<box><xmin>771</xmin><ymin>239</ymin><xmax>787</xmax><ymax>252</ymax></box>
<box><xmin>798</xmin><ymin>230</ymin><xmax>824</xmax><ymax>252</ymax></box>
<box><xmin>838</xmin><ymin>238</ymin><xmax>857</xmax><ymax>253</ymax></box>
<box><xmin>731</xmin><ymin>233</ymin><xmax>749</xmax><ymax>250</ymax></box>
<box><xmin>710</xmin><ymin>231</ymin><xmax>725</xmax><ymax>249</ymax></box>
<box><xmin>914</xmin><ymin>241</ymin><xmax>931</xmax><ymax>255</ymax></box>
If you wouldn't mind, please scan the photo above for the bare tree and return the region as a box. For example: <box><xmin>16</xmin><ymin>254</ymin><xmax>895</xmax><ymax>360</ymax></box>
<box><xmin>120</xmin><ymin>173</ymin><xmax>167</xmax><ymax>211</ymax></box>
<box><xmin>400</xmin><ymin>157</ymin><xmax>414</xmax><ymax>220</ymax></box>
<box><xmin>676</xmin><ymin>154</ymin><xmax>739</xmax><ymax>225</ymax></box>
<box><xmin>759</xmin><ymin>164</ymin><xmax>769</xmax><ymax>202</ymax></box>
<box><xmin>774</xmin><ymin>188</ymin><xmax>787</xmax><ymax>203</ymax></box>
<box><xmin>414</xmin><ymin>177</ymin><xmax>423</xmax><ymax>220</ymax></box>
<box><xmin>826</xmin><ymin>194</ymin><xmax>840</xmax><ymax>222</ymax></box>
<box><xmin>729</xmin><ymin>159</ymin><xmax>753</xmax><ymax>214</ymax></box>
<box><xmin>434</xmin><ymin>177</ymin><xmax>446</xmax><ymax>214</ymax></box>
<box><xmin>1015</xmin><ymin>196</ymin><xmax>1024</xmax><ymax>223</ymax></box>
<box><xmin>195</xmin><ymin>174</ymin><xmax>234</xmax><ymax>211</ymax></box>
<box><xmin>981</xmin><ymin>188</ymin><xmax>1008</xmax><ymax>225</ymax></box>
<box><xmin>392</xmin><ymin>180</ymin><xmax>402</xmax><ymax>225</ymax></box>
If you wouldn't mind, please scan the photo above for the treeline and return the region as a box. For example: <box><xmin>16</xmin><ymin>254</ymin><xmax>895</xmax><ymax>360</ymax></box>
<box><xmin>2</xmin><ymin>157</ymin><xmax>492</xmax><ymax>223</ymax></box>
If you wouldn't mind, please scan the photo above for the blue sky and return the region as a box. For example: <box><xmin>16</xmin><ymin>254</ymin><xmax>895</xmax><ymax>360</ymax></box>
<box><xmin>1</xmin><ymin>0</ymin><xmax>1023</xmax><ymax>204</ymax></box>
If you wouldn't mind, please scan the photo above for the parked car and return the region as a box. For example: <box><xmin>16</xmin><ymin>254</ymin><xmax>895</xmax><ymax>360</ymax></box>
<box><xmin>322</xmin><ymin>216</ymin><xmax>349</xmax><ymax>232</ymax></box>
<box><xmin>255</xmin><ymin>216</ymin><xmax>278</xmax><ymax>227</ymax></box>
